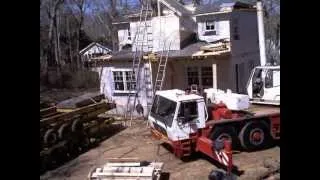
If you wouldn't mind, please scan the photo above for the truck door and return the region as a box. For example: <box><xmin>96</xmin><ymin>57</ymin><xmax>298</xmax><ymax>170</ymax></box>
<box><xmin>176</xmin><ymin>100</ymin><xmax>206</xmax><ymax>138</ymax></box>
<box><xmin>263</xmin><ymin>68</ymin><xmax>280</xmax><ymax>101</ymax></box>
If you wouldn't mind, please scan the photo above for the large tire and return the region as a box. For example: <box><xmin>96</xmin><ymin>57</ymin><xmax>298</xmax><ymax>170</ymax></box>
<box><xmin>71</xmin><ymin>119</ymin><xmax>83</xmax><ymax>132</ymax></box>
<box><xmin>58</xmin><ymin>123</ymin><xmax>70</xmax><ymax>140</ymax></box>
<box><xmin>239</xmin><ymin>121</ymin><xmax>270</xmax><ymax>151</ymax></box>
<box><xmin>210</xmin><ymin>126</ymin><xmax>239</xmax><ymax>147</ymax></box>
<box><xmin>43</xmin><ymin>129</ymin><xmax>58</xmax><ymax>145</ymax></box>
<box><xmin>208</xmin><ymin>169</ymin><xmax>225</xmax><ymax>180</ymax></box>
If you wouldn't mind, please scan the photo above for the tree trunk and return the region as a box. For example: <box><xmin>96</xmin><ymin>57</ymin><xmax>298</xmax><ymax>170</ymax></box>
<box><xmin>75</xmin><ymin>0</ymin><xmax>86</xmax><ymax>70</ymax></box>
<box><xmin>57</xmin><ymin>8</ymin><xmax>62</xmax><ymax>67</ymax></box>
<box><xmin>66</xmin><ymin>16</ymin><xmax>74</xmax><ymax>69</ymax></box>
<box><xmin>47</xmin><ymin>8</ymin><xmax>56</xmax><ymax>67</ymax></box>
<box><xmin>110</xmin><ymin>0</ymin><xmax>118</xmax><ymax>51</ymax></box>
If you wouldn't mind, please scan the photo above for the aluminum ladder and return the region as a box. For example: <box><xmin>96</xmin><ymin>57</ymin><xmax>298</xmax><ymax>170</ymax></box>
<box><xmin>153</xmin><ymin>41</ymin><xmax>171</xmax><ymax>94</ymax></box>
<box><xmin>126</xmin><ymin>0</ymin><xmax>153</xmax><ymax>126</ymax></box>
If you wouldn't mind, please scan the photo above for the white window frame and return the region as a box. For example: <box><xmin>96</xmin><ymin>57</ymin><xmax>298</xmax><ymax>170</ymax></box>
<box><xmin>111</xmin><ymin>68</ymin><xmax>137</xmax><ymax>94</ymax></box>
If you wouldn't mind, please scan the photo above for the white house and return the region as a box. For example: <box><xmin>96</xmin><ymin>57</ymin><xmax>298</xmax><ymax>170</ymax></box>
<box><xmin>90</xmin><ymin>1</ymin><xmax>261</xmax><ymax>117</ymax></box>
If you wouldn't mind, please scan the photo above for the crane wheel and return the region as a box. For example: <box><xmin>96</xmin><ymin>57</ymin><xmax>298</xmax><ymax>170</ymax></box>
<box><xmin>210</xmin><ymin>126</ymin><xmax>238</xmax><ymax>147</ymax></box>
<box><xmin>58</xmin><ymin>123</ymin><xmax>70</xmax><ymax>140</ymax></box>
<box><xmin>43</xmin><ymin>129</ymin><xmax>58</xmax><ymax>145</ymax></box>
<box><xmin>208</xmin><ymin>169</ymin><xmax>225</xmax><ymax>180</ymax></box>
<box><xmin>239</xmin><ymin>121</ymin><xmax>270</xmax><ymax>151</ymax></box>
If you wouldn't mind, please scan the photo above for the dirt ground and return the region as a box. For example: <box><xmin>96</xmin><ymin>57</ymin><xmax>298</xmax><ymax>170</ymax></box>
<box><xmin>40</xmin><ymin>120</ymin><xmax>280</xmax><ymax>180</ymax></box>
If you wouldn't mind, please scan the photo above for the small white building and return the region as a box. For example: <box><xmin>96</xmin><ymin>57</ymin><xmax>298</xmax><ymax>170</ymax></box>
<box><xmin>90</xmin><ymin>1</ymin><xmax>261</xmax><ymax>117</ymax></box>
<box><xmin>80</xmin><ymin>42</ymin><xmax>112</xmax><ymax>62</ymax></box>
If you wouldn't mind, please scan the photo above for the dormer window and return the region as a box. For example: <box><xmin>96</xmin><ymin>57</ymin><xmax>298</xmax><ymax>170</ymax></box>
<box><xmin>205</xmin><ymin>21</ymin><xmax>215</xmax><ymax>31</ymax></box>
<box><xmin>204</xmin><ymin>21</ymin><xmax>217</xmax><ymax>36</ymax></box>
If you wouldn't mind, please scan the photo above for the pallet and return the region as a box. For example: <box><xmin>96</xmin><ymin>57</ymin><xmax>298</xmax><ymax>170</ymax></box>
<box><xmin>88</xmin><ymin>161</ymin><xmax>164</xmax><ymax>180</ymax></box>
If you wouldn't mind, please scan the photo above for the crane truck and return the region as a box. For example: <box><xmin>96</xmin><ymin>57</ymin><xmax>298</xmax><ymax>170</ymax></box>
<box><xmin>147</xmin><ymin>1</ymin><xmax>280</xmax><ymax>178</ymax></box>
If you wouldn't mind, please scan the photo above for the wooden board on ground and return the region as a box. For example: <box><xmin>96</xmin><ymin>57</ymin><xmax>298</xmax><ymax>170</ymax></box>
<box><xmin>56</xmin><ymin>92</ymin><xmax>105</xmax><ymax>109</ymax></box>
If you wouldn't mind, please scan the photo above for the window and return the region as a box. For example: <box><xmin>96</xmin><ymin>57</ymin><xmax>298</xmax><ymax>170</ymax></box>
<box><xmin>201</xmin><ymin>67</ymin><xmax>213</xmax><ymax>87</ymax></box>
<box><xmin>265</xmin><ymin>69</ymin><xmax>280</xmax><ymax>88</ymax></box>
<box><xmin>187</xmin><ymin>67</ymin><xmax>199</xmax><ymax>85</ymax></box>
<box><xmin>150</xmin><ymin>95</ymin><xmax>177</xmax><ymax>127</ymax></box>
<box><xmin>112</xmin><ymin>69</ymin><xmax>136</xmax><ymax>93</ymax></box>
<box><xmin>178</xmin><ymin>101</ymin><xmax>198</xmax><ymax>122</ymax></box>
<box><xmin>205</xmin><ymin>21</ymin><xmax>215</xmax><ymax>31</ymax></box>
<box><xmin>187</xmin><ymin>66</ymin><xmax>213</xmax><ymax>88</ymax></box>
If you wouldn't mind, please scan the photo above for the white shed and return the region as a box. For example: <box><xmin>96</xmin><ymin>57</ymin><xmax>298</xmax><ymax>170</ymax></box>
<box><xmin>80</xmin><ymin>42</ymin><xmax>112</xmax><ymax>61</ymax></box>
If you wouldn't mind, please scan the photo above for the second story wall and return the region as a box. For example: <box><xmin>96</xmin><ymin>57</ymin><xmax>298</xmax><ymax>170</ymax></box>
<box><xmin>151</xmin><ymin>15</ymin><xmax>181</xmax><ymax>51</ymax></box>
<box><xmin>116</xmin><ymin>23</ymin><xmax>131</xmax><ymax>51</ymax></box>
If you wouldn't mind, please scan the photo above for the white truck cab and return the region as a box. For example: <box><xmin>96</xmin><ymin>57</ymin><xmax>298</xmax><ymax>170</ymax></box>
<box><xmin>148</xmin><ymin>89</ymin><xmax>208</xmax><ymax>141</ymax></box>
<box><xmin>247</xmin><ymin>65</ymin><xmax>280</xmax><ymax>105</ymax></box>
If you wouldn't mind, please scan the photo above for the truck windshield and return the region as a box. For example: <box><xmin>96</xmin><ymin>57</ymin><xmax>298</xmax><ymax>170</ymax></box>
<box><xmin>150</xmin><ymin>95</ymin><xmax>176</xmax><ymax>127</ymax></box>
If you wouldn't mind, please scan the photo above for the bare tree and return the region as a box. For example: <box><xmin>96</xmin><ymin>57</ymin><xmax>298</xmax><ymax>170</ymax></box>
<box><xmin>43</xmin><ymin>0</ymin><xmax>64</xmax><ymax>68</ymax></box>
<box><xmin>91</xmin><ymin>0</ymin><xmax>119</xmax><ymax>51</ymax></box>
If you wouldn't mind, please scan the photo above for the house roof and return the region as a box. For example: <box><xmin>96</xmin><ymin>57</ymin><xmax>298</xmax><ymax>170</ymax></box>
<box><xmin>92</xmin><ymin>39</ymin><xmax>230</xmax><ymax>63</ymax></box>
<box><xmin>194</xmin><ymin>1</ymin><xmax>255</xmax><ymax>16</ymax></box>
<box><xmin>112</xmin><ymin>0</ymin><xmax>191</xmax><ymax>24</ymax></box>
<box><xmin>220</xmin><ymin>2</ymin><xmax>254</xmax><ymax>9</ymax></box>
<box><xmin>193</xmin><ymin>5</ymin><xmax>220</xmax><ymax>15</ymax></box>
<box><xmin>79</xmin><ymin>42</ymin><xmax>112</xmax><ymax>55</ymax></box>
<box><xmin>159</xmin><ymin>0</ymin><xmax>192</xmax><ymax>16</ymax></box>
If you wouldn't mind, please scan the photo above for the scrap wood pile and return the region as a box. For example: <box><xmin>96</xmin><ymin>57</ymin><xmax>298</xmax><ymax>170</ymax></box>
<box><xmin>200</xmin><ymin>39</ymin><xmax>230</xmax><ymax>52</ymax></box>
<box><xmin>192</xmin><ymin>39</ymin><xmax>230</xmax><ymax>59</ymax></box>
<box><xmin>88</xmin><ymin>158</ymin><xmax>164</xmax><ymax>180</ymax></box>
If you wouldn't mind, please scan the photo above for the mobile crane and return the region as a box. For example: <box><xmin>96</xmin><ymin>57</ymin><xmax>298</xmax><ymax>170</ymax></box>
<box><xmin>147</xmin><ymin>1</ymin><xmax>280</xmax><ymax>179</ymax></box>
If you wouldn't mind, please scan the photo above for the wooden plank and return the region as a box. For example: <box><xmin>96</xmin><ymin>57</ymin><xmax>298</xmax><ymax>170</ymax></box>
<box><xmin>105</xmin><ymin>162</ymin><xmax>141</xmax><ymax>167</ymax></box>
<box><xmin>40</xmin><ymin>106</ymin><xmax>57</xmax><ymax>117</ymax></box>
<box><xmin>200</xmin><ymin>44</ymin><xmax>227</xmax><ymax>52</ymax></box>
<box><xmin>106</xmin><ymin>158</ymin><xmax>140</xmax><ymax>162</ymax></box>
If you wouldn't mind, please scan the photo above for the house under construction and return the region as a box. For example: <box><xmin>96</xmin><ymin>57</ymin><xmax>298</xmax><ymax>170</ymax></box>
<box><xmin>89</xmin><ymin>1</ymin><xmax>261</xmax><ymax>117</ymax></box>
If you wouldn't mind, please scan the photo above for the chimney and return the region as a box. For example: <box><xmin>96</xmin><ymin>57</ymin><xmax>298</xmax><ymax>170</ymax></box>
<box><xmin>256</xmin><ymin>0</ymin><xmax>267</xmax><ymax>66</ymax></box>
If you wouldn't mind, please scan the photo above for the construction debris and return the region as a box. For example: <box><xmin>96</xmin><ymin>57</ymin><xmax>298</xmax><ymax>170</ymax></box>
<box><xmin>192</xmin><ymin>39</ymin><xmax>230</xmax><ymax>59</ymax></box>
<box><xmin>200</xmin><ymin>42</ymin><xmax>229</xmax><ymax>52</ymax></box>
<box><xmin>88</xmin><ymin>160</ymin><xmax>164</xmax><ymax>180</ymax></box>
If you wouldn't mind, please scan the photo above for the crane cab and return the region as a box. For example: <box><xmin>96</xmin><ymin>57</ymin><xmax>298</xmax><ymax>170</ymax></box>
<box><xmin>148</xmin><ymin>89</ymin><xmax>207</xmax><ymax>141</ymax></box>
<box><xmin>246</xmin><ymin>66</ymin><xmax>280</xmax><ymax>105</ymax></box>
